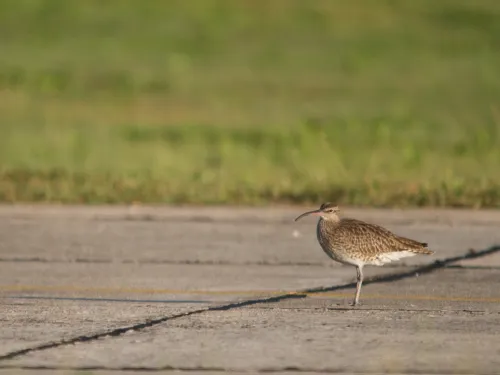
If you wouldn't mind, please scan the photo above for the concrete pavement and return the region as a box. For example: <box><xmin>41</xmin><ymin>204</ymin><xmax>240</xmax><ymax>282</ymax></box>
<box><xmin>0</xmin><ymin>205</ymin><xmax>499</xmax><ymax>374</ymax></box>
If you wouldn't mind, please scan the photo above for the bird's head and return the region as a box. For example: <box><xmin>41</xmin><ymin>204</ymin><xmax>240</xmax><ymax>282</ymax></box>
<box><xmin>294</xmin><ymin>202</ymin><xmax>340</xmax><ymax>222</ymax></box>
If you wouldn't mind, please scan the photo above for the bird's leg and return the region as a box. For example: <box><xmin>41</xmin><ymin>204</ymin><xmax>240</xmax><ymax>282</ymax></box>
<box><xmin>351</xmin><ymin>266</ymin><xmax>364</xmax><ymax>307</ymax></box>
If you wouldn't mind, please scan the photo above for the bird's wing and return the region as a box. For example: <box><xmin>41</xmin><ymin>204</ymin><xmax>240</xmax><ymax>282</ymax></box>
<box><xmin>338</xmin><ymin>218</ymin><xmax>429</xmax><ymax>255</ymax></box>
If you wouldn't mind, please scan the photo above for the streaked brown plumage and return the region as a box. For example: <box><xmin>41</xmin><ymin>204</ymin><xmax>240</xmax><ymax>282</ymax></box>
<box><xmin>295</xmin><ymin>202</ymin><xmax>434</xmax><ymax>306</ymax></box>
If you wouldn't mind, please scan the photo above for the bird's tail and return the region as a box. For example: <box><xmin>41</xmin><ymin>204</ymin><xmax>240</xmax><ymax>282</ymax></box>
<box><xmin>398</xmin><ymin>237</ymin><xmax>434</xmax><ymax>255</ymax></box>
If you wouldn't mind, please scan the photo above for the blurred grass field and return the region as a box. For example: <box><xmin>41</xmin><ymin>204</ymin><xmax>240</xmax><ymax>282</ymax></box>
<box><xmin>1</xmin><ymin>0</ymin><xmax>500</xmax><ymax>206</ymax></box>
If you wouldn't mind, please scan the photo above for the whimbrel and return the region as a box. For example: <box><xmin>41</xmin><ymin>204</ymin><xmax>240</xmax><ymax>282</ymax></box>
<box><xmin>295</xmin><ymin>203</ymin><xmax>434</xmax><ymax>306</ymax></box>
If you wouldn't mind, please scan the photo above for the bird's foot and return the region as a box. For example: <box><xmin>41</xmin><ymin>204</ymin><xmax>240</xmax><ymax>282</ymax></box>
<box><xmin>350</xmin><ymin>300</ymin><xmax>360</xmax><ymax>308</ymax></box>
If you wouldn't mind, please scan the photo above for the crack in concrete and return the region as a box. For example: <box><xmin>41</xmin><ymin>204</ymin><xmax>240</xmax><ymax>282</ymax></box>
<box><xmin>445</xmin><ymin>264</ymin><xmax>500</xmax><ymax>270</ymax></box>
<box><xmin>4</xmin><ymin>257</ymin><xmax>498</xmax><ymax>270</ymax></box>
<box><xmin>0</xmin><ymin>257</ymin><xmax>331</xmax><ymax>267</ymax></box>
<box><xmin>0</xmin><ymin>364</ymin><xmax>496</xmax><ymax>374</ymax></box>
<box><xmin>251</xmin><ymin>306</ymin><xmax>496</xmax><ymax>314</ymax></box>
<box><xmin>0</xmin><ymin>244</ymin><xmax>498</xmax><ymax>362</ymax></box>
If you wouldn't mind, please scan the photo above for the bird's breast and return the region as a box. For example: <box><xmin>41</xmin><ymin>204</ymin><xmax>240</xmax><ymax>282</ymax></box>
<box><xmin>316</xmin><ymin>219</ymin><xmax>343</xmax><ymax>262</ymax></box>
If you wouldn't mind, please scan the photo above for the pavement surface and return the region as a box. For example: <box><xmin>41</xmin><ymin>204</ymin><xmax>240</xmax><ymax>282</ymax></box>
<box><xmin>0</xmin><ymin>205</ymin><xmax>499</xmax><ymax>375</ymax></box>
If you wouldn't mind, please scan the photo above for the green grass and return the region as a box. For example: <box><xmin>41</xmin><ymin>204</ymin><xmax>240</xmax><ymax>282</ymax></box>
<box><xmin>1</xmin><ymin>0</ymin><xmax>500</xmax><ymax>207</ymax></box>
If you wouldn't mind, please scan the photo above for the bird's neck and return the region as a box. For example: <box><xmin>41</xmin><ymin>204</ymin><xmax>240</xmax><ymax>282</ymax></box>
<box><xmin>319</xmin><ymin>215</ymin><xmax>341</xmax><ymax>224</ymax></box>
<box><xmin>318</xmin><ymin>217</ymin><xmax>341</xmax><ymax>232</ymax></box>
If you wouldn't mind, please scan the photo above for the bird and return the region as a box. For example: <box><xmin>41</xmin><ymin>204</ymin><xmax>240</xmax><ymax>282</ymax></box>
<box><xmin>294</xmin><ymin>202</ymin><xmax>434</xmax><ymax>306</ymax></box>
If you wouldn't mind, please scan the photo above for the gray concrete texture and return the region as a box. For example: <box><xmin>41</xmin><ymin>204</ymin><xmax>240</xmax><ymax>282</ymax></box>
<box><xmin>0</xmin><ymin>205</ymin><xmax>499</xmax><ymax>374</ymax></box>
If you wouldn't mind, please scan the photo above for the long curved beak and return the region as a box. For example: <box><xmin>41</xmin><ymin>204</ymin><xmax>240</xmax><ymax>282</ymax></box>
<box><xmin>294</xmin><ymin>209</ymin><xmax>321</xmax><ymax>222</ymax></box>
